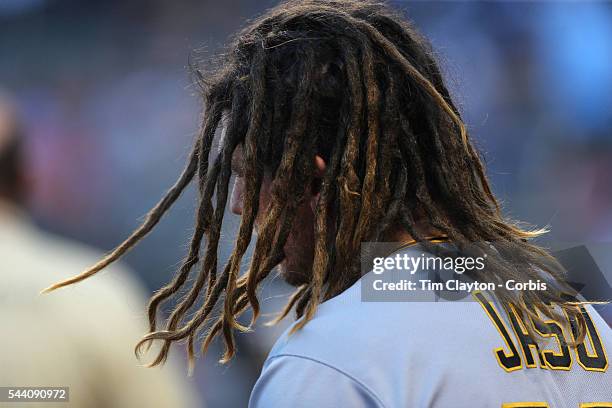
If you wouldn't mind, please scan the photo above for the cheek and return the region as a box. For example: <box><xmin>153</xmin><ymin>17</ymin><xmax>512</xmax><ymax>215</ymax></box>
<box><xmin>257</xmin><ymin>178</ymin><xmax>273</xmax><ymax>216</ymax></box>
<box><xmin>234</xmin><ymin>176</ymin><xmax>273</xmax><ymax>225</ymax></box>
<box><xmin>230</xmin><ymin>177</ymin><xmax>244</xmax><ymax>216</ymax></box>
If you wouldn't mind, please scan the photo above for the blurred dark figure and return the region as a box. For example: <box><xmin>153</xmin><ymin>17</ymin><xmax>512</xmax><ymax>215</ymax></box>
<box><xmin>0</xmin><ymin>94</ymin><xmax>25</xmax><ymax>205</ymax></box>
<box><xmin>0</xmin><ymin>92</ymin><xmax>202</xmax><ymax>407</ymax></box>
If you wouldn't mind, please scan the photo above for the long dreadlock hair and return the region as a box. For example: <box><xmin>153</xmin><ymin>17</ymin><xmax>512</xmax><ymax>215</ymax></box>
<box><xmin>43</xmin><ymin>0</ymin><xmax>590</xmax><ymax>369</ymax></box>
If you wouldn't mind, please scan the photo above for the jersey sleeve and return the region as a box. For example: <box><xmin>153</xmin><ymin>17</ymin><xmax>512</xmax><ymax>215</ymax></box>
<box><xmin>249</xmin><ymin>355</ymin><xmax>384</xmax><ymax>408</ymax></box>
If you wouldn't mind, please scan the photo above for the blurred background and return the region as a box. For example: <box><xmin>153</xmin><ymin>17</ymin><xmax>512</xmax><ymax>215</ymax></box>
<box><xmin>1</xmin><ymin>0</ymin><xmax>611</xmax><ymax>407</ymax></box>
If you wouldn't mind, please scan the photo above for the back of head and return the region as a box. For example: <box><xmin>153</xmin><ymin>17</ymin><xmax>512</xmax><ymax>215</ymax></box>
<box><xmin>45</xmin><ymin>0</ymin><xmax>587</xmax><ymax>368</ymax></box>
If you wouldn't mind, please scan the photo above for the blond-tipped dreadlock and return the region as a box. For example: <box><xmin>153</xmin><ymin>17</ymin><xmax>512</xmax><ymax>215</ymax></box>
<box><xmin>43</xmin><ymin>0</ymin><xmax>590</xmax><ymax>369</ymax></box>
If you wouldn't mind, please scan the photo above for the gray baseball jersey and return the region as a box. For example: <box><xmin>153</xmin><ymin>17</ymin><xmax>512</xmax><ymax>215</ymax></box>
<box><xmin>250</xmin><ymin>246</ymin><xmax>612</xmax><ymax>407</ymax></box>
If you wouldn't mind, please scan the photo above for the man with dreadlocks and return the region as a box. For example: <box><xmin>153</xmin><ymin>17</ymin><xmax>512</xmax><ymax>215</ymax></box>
<box><xmin>44</xmin><ymin>0</ymin><xmax>612</xmax><ymax>407</ymax></box>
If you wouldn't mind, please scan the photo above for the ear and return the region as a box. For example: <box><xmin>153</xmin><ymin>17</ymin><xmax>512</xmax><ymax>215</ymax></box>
<box><xmin>310</xmin><ymin>155</ymin><xmax>327</xmax><ymax>211</ymax></box>
<box><xmin>314</xmin><ymin>155</ymin><xmax>326</xmax><ymax>177</ymax></box>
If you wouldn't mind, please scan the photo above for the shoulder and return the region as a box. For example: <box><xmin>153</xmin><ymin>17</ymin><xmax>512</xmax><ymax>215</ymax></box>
<box><xmin>255</xmin><ymin>279</ymin><xmax>490</xmax><ymax>407</ymax></box>
<box><xmin>268</xmin><ymin>279</ymin><xmax>486</xmax><ymax>361</ymax></box>
<box><xmin>249</xmin><ymin>353</ymin><xmax>385</xmax><ymax>408</ymax></box>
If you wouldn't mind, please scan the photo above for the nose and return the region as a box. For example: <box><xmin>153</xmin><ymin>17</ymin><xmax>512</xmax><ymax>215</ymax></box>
<box><xmin>230</xmin><ymin>177</ymin><xmax>243</xmax><ymax>216</ymax></box>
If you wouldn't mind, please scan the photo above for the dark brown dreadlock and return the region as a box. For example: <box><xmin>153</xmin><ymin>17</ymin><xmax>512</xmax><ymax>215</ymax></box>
<box><xmin>43</xmin><ymin>0</ymin><xmax>590</xmax><ymax>370</ymax></box>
